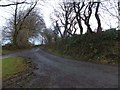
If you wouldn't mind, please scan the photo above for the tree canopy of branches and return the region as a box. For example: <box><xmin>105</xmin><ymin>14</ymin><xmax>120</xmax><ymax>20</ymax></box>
<box><xmin>51</xmin><ymin>0</ymin><xmax>118</xmax><ymax>39</ymax></box>
<box><xmin>2</xmin><ymin>0</ymin><xmax>46</xmax><ymax>47</ymax></box>
<box><xmin>0</xmin><ymin>1</ymin><xmax>29</xmax><ymax>7</ymax></box>
<box><xmin>13</xmin><ymin>9</ymin><xmax>45</xmax><ymax>47</ymax></box>
<box><xmin>12</xmin><ymin>1</ymin><xmax>38</xmax><ymax>47</ymax></box>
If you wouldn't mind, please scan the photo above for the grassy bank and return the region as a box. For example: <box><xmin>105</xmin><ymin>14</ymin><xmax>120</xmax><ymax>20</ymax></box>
<box><xmin>42</xmin><ymin>30</ymin><xmax>120</xmax><ymax>65</ymax></box>
<box><xmin>2</xmin><ymin>57</ymin><xmax>35</xmax><ymax>88</ymax></box>
<box><xmin>2</xmin><ymin>57</ymin><xmax>30</xmax><ymax>80</ymax></box>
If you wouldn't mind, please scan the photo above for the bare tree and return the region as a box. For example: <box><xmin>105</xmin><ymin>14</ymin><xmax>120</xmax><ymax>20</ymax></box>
<box><xmin>94</xmin><ymin>1</ymin><xmax>102</xmax><ymax>33</ymax></box>
<box><xmin>82</xmin><ymin>2</ymin><xmax>94</xmax><ymax>33</ymax></box>
<box><xmin>1</xmin><ymin>0</ymin><xmax>46</xmax><ymax>47</ymax></box>
<box><xmin>54</xmin><ymin>2</ymin><xmax>76</xmax><ymax>38</ymax></box>
<box><xmin>12</xmin><ymin>1</ymin><xmax>38</xmax><ymax>47</ymax></box>
<box><xmin>0</xmin><ymin>1</ymin><xmax>29</xmax><ymax>7</ymax></box>
<box><xmin>15</xmin><ymin>9</ymin><xmax>45</xmax><ymax>47</ymax></box>
<box><xmin>73</xmin><ymin>2</ymin><xmax>84</xmax><ymax>35</ymax></box>
<box><xmin>54</xmin><ymin>21</ymin><xmax>63</xmax><ymax>38</ymax></box>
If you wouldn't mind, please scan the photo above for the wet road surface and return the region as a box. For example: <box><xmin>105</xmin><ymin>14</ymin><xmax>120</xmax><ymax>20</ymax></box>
<box><xmin>1</xmin><ymin>48</ymin><xmax>119</xmax><ymax>88</ymax></box>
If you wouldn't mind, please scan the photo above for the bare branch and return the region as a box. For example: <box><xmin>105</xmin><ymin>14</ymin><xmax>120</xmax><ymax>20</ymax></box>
<box><xmin>0</xmin><ymin>1</ymin><xmax>29</xmax><ymax>7</ymax></box>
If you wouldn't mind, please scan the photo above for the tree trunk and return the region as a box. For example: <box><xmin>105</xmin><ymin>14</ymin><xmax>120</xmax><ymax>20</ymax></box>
<box><xmin>85</xmin><ymin>21</ymin><xmax>93</xmax><ymax>33</ymax></box>
<box><xmin>13</xmin><ymin>3</ymin><xmax>18</xmax><ymax>47</ymax></box>
<box><xmin>76</xmin><ymin>16</ymin><xmax>83</xmax><ymax>35</ymax></box>
<box><xmin>95</xmin><ymin>2</ymin><xmax>102</xmax><ymax>33</ymax></box>
<box><xmin>83</xmin><ymin>2</ymin><xmax>94</xmax><ymax>34</ymax></box>
<box><xmin>73</xmin><ymin>2</ymin><xmax>84</xmax><ymax>35</ymax></box>
<box><xmin>118</xmin><ymin>1</ymin><xmax>120</xmax><ymax>30</ymax></box>
<box><xmin>63</xmin><ymin>11</ymin><xmax>69</xmax><ymax>38</ymax></box>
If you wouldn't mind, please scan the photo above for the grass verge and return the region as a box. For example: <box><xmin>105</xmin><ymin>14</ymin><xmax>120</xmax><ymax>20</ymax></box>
<box><xmin>2</xmin><ymin>57</ymin><xmax>30</xmax><ymax>80</ymax></box>
<box><xmin>2</xmin><ymin>57</ymin><xmax>35</xmax><ymax>88</ymax></box>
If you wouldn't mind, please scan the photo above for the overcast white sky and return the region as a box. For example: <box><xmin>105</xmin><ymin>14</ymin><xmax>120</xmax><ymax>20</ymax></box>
<box><xmin>0</xmin><ymin>0</ymin><xmax>59</xmax><ymax>29</ymax></box>
<box><xmin>43</xmin><ymin>0</ymin><xmax>118</xmax><ymax>30</ymax></box>
<box><xmin>0</xmin><ymin>0</ymin><xmax>119</xmax><ymax>44</ymax></box>
<box><xmin>0</xmin><ymin>0</ymin><xmax>118</xmax><ymax>29</ymax></box>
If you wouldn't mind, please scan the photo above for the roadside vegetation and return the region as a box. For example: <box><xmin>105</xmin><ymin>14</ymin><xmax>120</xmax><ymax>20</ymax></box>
<box><xmin>2</xmin><ymin>57</ymin><xmax>34</xmax><ymax>87</ymax></box>
<box><xmin>2</xmin><ymin>45</ymin><xmax>33</xmax><ymax>55</ymax></box>
<box><xmin>42</xmin><ymin>29</ymin><xmax>119</xmax><ymax>65</ymax></box>
<box><xmin>0</xmin><ymin>59</ymin><xmax>2</xmax><ymax>79</ymax></box>
<box><xmin>2</xmin><ymin>49</ymin><xmax>14</xmax><ymax>55</ymax></box>
<box><xmin>2</xmin><ymin>57</ymin><xmax>30</xmax><ymax>80</ymax></box>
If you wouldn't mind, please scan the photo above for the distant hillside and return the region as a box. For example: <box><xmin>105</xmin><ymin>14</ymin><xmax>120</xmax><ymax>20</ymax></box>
<box><xmin>42</xmin><ymin>29</ymin><xmax>120</xmax><ymax>65</ymax></box>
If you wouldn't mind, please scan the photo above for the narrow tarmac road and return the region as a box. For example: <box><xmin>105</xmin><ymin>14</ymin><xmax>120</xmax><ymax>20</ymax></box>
<box><xmin>2</xmin><ymin>48</ymin><xmax>119</xmax><ymax>88</ymax></box>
